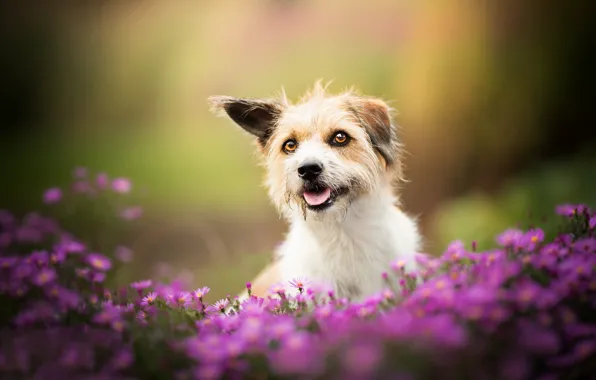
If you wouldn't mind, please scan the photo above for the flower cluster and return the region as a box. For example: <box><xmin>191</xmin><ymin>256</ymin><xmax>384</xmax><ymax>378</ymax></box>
<box><xmin>1</xmin><ymin>171</ymin><xmax>595</xmax><ymax>380</ymax></box>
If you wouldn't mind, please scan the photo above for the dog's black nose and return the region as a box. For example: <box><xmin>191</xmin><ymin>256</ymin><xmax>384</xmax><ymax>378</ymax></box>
<box><xmin>298</xmin><ymin>161</ymin><xmax>323</xmax><ymax>181</ymax></box>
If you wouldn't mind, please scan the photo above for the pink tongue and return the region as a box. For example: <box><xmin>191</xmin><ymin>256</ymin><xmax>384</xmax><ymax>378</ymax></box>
<box><xmin>303</xmin><ymin>188</ymin><xmax>332</xmax><ymax>206</ymax></box>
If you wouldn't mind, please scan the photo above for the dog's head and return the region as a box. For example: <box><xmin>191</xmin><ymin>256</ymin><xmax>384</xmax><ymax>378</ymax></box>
<box><xmin>209</xmin><ymin>82</ymin><xmax>403</xmax><ymax>219</ymax></box>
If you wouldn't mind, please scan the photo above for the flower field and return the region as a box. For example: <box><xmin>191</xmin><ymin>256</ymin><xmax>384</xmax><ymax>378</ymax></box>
<box><xmin>1</xmin><ymin>170</ymin><xmax>595</xmax><ymax>380</ymax></box>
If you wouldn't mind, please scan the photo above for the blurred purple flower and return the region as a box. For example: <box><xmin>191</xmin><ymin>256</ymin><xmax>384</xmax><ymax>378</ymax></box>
<box><xmin>520</xmin><ymin>228</ymin><xmax>545</xmax><ymax>251</ymax></box>
<box><xmin>112</xmin><ymin>178</ymin><xmax>132</xmax><ymax>193</ymax></box>
<box><xmin>555</xmin><ymin>204</ymin><xmax>589</xmax><ymax>217</ymax></box>
<box><xmin>32</xmin><ymin>268</ymin><xmax>57</xmax><ymax>286</ymax></box>
<box><xmin>59</xmin><ymin>343</ymin><xmax>95</xmax><ymax>370</ymax></box>
<box><xmin>288</xmin><ymin>277</ymin><xmax>310</xmax><ymax>293</ymax></box>
<box><xmin>0</xmin><ymin>256</ymin><xmax>19</xmax><ymax>269</ymax></box>
<box><xmin>115</xmin><ymin>245</ymin><xmax>133</xmax><ymax>262</ymax></box>
<box><xmin>109</xmin><ymin>348</ymin><xmax>134</xmax><ymax>370</ymax></box>
<box><xmin>93</xmin><ymin>305</ymin><xmax>123</xmax><ymax>325</ymax></box>
<box><xmin>441</xmin><ymin>240</ymin><xmax>466</xmax><ymax>261</ymax></box>
<box><xmin>61</xmin><ymin>239</ymin><xmax>86</xmax><ymax>253</ymax></box>
<box><xmin>47</xmin><ymin>285</ymin><xmax>81</xmax><ymax>309</ymax></box>
<box><xmin>176</xmin><ymin>292</ymin><xmax>192</xmax><ymax>308</ymax></box>
<box><xmin>496</xmin><ymin>228</ymin><xmax>524</xmax><ymax>248</ymax></box>
<box><xmin>87</xmin><ymin>253</ymin><xmax>112</xmax><ymax>271</ymax></box>
<box><xmin>50</xmin><ymin>250</ymin><xmax>67</xmax><ymax>264</ymax></box>
<box><xmin>193</xmin><ymin>286</ymin><xmax>210</xmax><ymax>300</ymax></box>
<box><xmin>43</xmin><ymin>187</ymin><xmax>62</xmax><ymax>204</ymax></box>
<box><xmin>131</xmin><ymin>280</ymin><xmax>153</xmax><ymax>291</ymax></box>
<box><xmin>90</xmin><ymin>271</ymin><xmax>106</xmax><ymax>283</ymax></box>
<box><xmin>572</xmin><ymin>237</ymin><xmax>596</xmax><ymax>254</ymax></box>
<box><xmin>342</xmin><ymin>340</ymin><xmax>382</xmax><ymax>378</ymax></box>
<box><xmin>96</xmin><ymin>172</ymin><xmax>109</xmax><ymax>189</ymax></box>
<box><xmin>269</xmin><ymin>332</ymin><xmax>325</xmax><ymax>376</ymax></box>
<box><xmin>73</xmin><ymin>167</ymin><xmax>87</xmax><ymax>178</ymax></box>
<box><xmin>589</xmin><ymin>215</ymin><xmax>596</xmax><ymax>229</ymax></box>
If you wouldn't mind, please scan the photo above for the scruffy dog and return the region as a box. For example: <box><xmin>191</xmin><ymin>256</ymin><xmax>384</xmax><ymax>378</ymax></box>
<box><xmin>209</xmin><ymin>81</ymin><xmax>421</xmax><ymax>301</ymax></box>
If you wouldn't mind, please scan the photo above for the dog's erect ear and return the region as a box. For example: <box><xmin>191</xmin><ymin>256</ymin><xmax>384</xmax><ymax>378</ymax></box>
<box><xmin>344</xmin><ymin>97</ymin><xmax>399</xmax><ymax>166</ymax></box>
<box><xmin>208</xmin><ymin>96</ymin><xmax>285</xmax><ymax>146</ymax></box>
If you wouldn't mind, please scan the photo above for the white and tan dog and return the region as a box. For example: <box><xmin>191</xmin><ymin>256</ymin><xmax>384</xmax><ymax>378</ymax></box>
<box><xmin>209</xmin><ymin>81</ymin><xmax>421</xmax><ymax>302</ymax></box>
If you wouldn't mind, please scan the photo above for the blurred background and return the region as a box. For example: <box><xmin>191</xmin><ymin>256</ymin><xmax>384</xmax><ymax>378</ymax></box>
<box><xmin>1</xmin><ymin>0</ymin><xmax>595</xmax><ymax>300</ymax></box>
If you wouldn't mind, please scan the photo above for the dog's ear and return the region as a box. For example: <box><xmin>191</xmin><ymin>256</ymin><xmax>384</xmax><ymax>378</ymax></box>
<box><xmin>344</xmin><ymin>96</ymin><xmax>399</xmax><ymax>166</ymax></box>
<box><xmin>208</xmin><ymin>96</ymin><xmax>285</xmax><ymax>146</ymax></box>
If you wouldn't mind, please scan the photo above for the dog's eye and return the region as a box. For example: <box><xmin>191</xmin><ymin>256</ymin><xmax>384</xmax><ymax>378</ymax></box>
<box><xmin>282</xmin><ymin>139</ymin><xmax>298</xmax><ymax>154</ymax></box>
<box><xmin>331</xmin><ymin>131</ymin><xmax>350</xmax><ymax>146</ymax></box>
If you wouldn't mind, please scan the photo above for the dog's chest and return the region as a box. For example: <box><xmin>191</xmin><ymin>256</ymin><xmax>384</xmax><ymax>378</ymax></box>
<box><xmin>279</xmin><ymin>220</ymin><xmax>395</xmax><ymax>300</ymax></box>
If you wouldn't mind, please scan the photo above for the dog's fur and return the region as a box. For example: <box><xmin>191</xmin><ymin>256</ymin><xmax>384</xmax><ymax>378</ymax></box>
<box><xmin>209</xmin><ymin>81</ymin><xmax>421</xmax><ymax>302</ymax></box>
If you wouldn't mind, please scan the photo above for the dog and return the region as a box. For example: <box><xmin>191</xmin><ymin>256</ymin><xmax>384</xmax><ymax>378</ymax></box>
<box><xmin>208</xmin><ymin>81</ymin><xmax>421</xmax><ymax>302</ymax></box>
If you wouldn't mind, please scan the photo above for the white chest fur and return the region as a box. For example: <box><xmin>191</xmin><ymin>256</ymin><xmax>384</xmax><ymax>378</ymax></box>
<box><xmin>277</xmin><ymin>188</ymin><xmax>421</xmax><ymax>301</ymax></box>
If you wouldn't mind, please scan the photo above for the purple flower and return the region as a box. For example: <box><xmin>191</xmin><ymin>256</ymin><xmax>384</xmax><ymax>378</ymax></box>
<box><xmin>441</xmin><ymin>240</ymin><xmax>466</xmax><ymax>261</ymax></box>
<box><xmin>496</xmin><ymin>228</ymin><xmax>524</xmax><ymax>248</ymax></box>
<box><xmin>90</xmin><ymin>271</ymin><xmax>106</xmax><ymax>283</ymax></box>
<box><xmin>288</xmin><ymin>277</ymin><xmax>310</xmax><ymax>292</ymax></box>
<box><xmin>520</xmin><ymin>228</ymin><xmax>545</xmax><ymax>251</ymax></box>
<box><xmin>193</xmin><ymin>286</ymin><xmax>210</xmax><ymax>300</ymax></box>
<box><xmin>112</xmin><ymin>178</ymin><xmax>132</xmax><ymax>193</ymax></box>
<box><xmin>209</xmin><ymin>299</ymin><xmax>229</xmax><ymax>314</ymax></box>
<box><xmin>47</xmin><ymin>286</ymin><xmax>81</xmax><ymax>309</ymax></box>
<box><xmin>13</xmin><ymin>301</ymin><xmax>56</xmax><ymax>325</ymax></box>
<box><xmin>141</xmin><ymin>292</ymin><xmax>158</xmax><ymax>306</ymax></box>
<box><xmin>93</xmin><ymin>305</ymin><xmax>122</xmax><ymax>325</ymax></box>
<box><xmin>555</xmin><ymin>204</ymin><xmax>589</xmax><ymax>217</ymax></box>
<box><xmin>176</xmin><ymin>292</ymin><xmax>192</xmax><ymax>307</ymax></box>
<box><xmin>32</xmin><ymin>268</ymin><xmax>57</xmax><ymax>286</ymax></box>
<box><xmin>131</xmin><ymin>280</ymin><xmax>152</xmax><ymax>291</ymax></box>
<box><xmin>86</xmin><ymin>253</ymin><xmax>112</xmax><ymax>271</ymax></box>
<box><xmin>589</xmin><ymin>215</ymin><xmax>596</xmax><ymax>230</ymax></box>
<box><xmin>50</xmin><ymin>250</ymin><xmax>67</xmax><ymax>264</ymax></box>
<box><xmin>43</xmin><ymin>187</ymin><xmax>62</xmax><ymax>204</ymax></box>
<box><xmin>572</xmin><ymin>237</ymin><xmax>596</xmax><ymax>254</ymax></box>
<box><xmin>14</xmin><ymin>262</ymin><xmax>34</xmax><ymax>279</ymax></box>
<box><xmin>512</xmin><ymin>280</ymin><xmax>543</xmax><ymax>310</ymax></box>
<box><xmin>61</xmin><ymin>239</ymin><xmax>86</xmax><ymax>253</ymax></box>
<box><xmin>0</xmin><ymin>256</ymin><xmax>19</xmax><ymax>269</ymax></box>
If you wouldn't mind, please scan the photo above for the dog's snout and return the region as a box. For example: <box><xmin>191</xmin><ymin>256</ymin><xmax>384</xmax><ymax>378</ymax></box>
<box><xmin>297</xmin><ymin>160</ymin><xmax>323</xmax><ymax>181</ymax></box>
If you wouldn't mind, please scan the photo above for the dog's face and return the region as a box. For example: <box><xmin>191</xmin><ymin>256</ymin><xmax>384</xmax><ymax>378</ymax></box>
<box><xmin>209</xmin><ymin>83</ymin><xmax>402</xmax><ymax>219</ymax></box>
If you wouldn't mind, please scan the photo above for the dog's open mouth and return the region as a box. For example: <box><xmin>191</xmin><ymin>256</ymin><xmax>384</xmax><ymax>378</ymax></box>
<box><xmin>302</xmin><ymin>184</ymin><xmax>348</xmax><ymax>211</ymax></box>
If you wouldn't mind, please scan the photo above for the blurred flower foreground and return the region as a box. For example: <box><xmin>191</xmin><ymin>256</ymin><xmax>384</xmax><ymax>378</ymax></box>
<box><xmin>1</xmin><ymin>170</ymin><xmax>595</xmax><ymax>380</ymax></box>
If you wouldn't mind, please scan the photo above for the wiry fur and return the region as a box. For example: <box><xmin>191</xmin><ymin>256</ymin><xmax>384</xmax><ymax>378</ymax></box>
<box><xmin>209</xmin><ymin>81</ymin><xmax>421</xmax><ymax>302</ymax></box>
